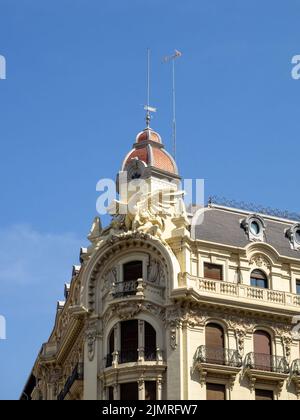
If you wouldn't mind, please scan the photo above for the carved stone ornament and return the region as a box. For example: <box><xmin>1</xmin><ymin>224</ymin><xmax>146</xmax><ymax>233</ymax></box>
<box><xmin>281</xmin><ymin>333</ymin><xmax>293</xmax><ymax>359</ymax></box>
<box><xmin>85</xmin><ymin>320</ymin><xmax>100</xmax><ymax>362</ymax></box>
<box><xmin>148</xmin><ymin>258</ymin><xmax>165</xmax><ymax>286</ymax></box>
<box><xmin>169</xmin><ymin>320</ymin><xmax>179</xmax><ymax>350</ymax></box>
<box><xmin>110</xmin><ymin>188</ymin><xmax>185</xmax><ymax>239</ymax></box>
<box><xmin>249</xmin><ymin>254</ymin><xmax>271</xmax><ymax>272</ymax></box>
<box><xmin>102</xmin><ymin>267</ymin><xmax>117</xmax><ymax>292</ymax></box>
<box><xmin>102</xmin><ymin>301</ymin><xmax>166</xmax><ymax>326</ymax></box>
<box><xmin>234</xmin><ymin>328</ymin><xmax>247</xmax><ymax>354</ymax></box>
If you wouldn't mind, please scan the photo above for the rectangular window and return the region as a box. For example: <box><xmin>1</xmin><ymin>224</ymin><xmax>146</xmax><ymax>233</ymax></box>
<box><xmin>120</xmin><ymin>382</ymin><xmax>138</xmax><ymax>400</ymax></box>
<box><xmin>108</xmin><ymin>386</ymin><xmax>114</xmax><ymax>400</ymax></box>
<box><xmin>206</xmin><ymin>383</ymin><xmax>226</xmax><ymax>400</ymax></box>
<box><xmin>120</xmin><ymin>320</ymin><xmax>138</xmax><ymax>363</ymax></box>
<box><xmin>204</xmin><ymin>263</ymin><xmax>223</xmax><ymax>281</ymax></box>
<box><xmin>296</xmin><ymin>280</ymin><xmax>300</xmax><ymax>295</ymax></box>
<box><xmin>123</xmin><ymin>261</ymin><xmax>143</xmax><ymax>282</ymax></box>
<box><xmin>145</xmin><ymin>381</ymin><xmax>157</xmax><ymax>400</ymax></box>
<box><xmin>255</xmin><ymin>389</ymin><xmax>273</xmax><ymax>401</ymax></box>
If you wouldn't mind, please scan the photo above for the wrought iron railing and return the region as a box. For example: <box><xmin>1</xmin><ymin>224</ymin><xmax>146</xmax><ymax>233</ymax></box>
<box><xmin>113</xmin><ymin>280</ymin><xmax>137</xmax><ymax>298</ymax></box>
<box><xmin>57</xmin><ymin>363</ymin><xmax>84</xmax><ymax>400</ymax></box>
<box><xmin>119</xmin><ymin>350</ymin><xmax>138</xmax><ymax>364</ymax></box>
<box><xmin>291</xmin><ymin>359</ymin><xmax>300</xmax><ymax>376</ymax></box>
<box><xmin>194</xmin><ymin>345</ymin><xmax>242</xmax><ymax>368</ymax></box>
<box><xmin>245</xmin><ymin>352</ymin><xmax>290</xmax><ymax>374</ymax></box>
<box><xmin>208</xmin><ymin>195</ymin><xmax>300</xmax><ymax>222</ymax></box>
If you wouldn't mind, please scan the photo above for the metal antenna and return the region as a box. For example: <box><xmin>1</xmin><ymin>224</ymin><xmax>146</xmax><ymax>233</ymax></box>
<box><xmin>163</xmin><ymin>50</ymin><xmax>182</xmax><ymax>159</ymax></box>
<box><xmin>144</xmin><ymin>49</ymin><xmax>157</xmax><ymax>128</ymax></box>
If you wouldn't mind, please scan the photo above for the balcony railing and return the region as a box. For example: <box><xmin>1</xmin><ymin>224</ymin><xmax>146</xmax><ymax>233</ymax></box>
<box><xmin>245</xmin><ymin>352</ymin><xmax>290</xmax><ymax>374</ymax></box>
<box><xmin>105</xmin><ymin>348</ymin><xmax>163</xmax><ymax>368</ymax></box>
<box><xmin>57</xmin><ymin>363</ymin><xmax>83</xmax><ymax>400</ymax></box>
<box><xmin>194</xmin><ymin>345</ymin><xmax>242</xmax><ymax>368</ymax></box>
<box><xmin>112</xmin><ymin>280</ymin><xmax>138</xmax><ymax>298</ymax></box>
<box><xmin>178</xmin><ymin>274</ymin><xmax>300</xmax><ymax>310</ymax></box>
<box><xmin>291</xmin><ymin>359</ymin><xmax>300</xmax><ymax>376</ymax></box>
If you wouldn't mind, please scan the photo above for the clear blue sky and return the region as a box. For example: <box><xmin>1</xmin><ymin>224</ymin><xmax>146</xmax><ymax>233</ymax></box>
<box><xmin>0</xmin><ymin>0</ymin><xmax>299</xmax><ymax>399</ymax></box>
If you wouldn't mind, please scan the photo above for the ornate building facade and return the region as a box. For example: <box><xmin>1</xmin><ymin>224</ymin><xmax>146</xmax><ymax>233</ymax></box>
<box><xmin>22</xmin><ymin>122</ymin><xmax>300</xmax><ymax>401</ymax></box>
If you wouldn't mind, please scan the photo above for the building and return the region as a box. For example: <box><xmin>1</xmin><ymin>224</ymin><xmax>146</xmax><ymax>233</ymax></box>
<box><xmin>21</xmin><ymin>120</ymin><xmax>300</xmax><ymax>401</ymax></box>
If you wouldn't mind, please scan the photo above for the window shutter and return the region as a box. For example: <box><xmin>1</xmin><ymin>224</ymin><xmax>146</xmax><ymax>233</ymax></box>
<box><xmin>205</xmin><ymin>324</ymin><xmax>224</xmax><ymax>348</ymax></box>
<box><xmin>255</xmin><ymin>389</ymin><xmax>273</xmax><ymax>401</ymax></box>
<box><xmin>254</xmin><ymin>331</ymin><xmax>271</xmax><ymax>355</ymax></box>
<box><xmin>204</xmin><ymin>263</ymin><xmax>223</xmax><ymax>281</ymax></box>
<box><xmin>206</xmin><ymin>383</ymin><xmax>226</xmax><ymax>400</ymax></box>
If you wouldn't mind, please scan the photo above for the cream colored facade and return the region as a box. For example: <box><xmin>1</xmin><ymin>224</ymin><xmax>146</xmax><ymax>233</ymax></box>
<box><xmin>23</xmin><ymin>125</ymin><xmax>300</xmax><ymax>401</ymax></box>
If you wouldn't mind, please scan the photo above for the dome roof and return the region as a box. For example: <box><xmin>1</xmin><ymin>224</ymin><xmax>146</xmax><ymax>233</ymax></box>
<box><xmin>122</xmin><ymin>127</ymin><xmax>178</xmax><ymax>176</ymax></box>
<box><xmin>135</xmin><ymin>127</ymin><xmax>162</xmax><ymax>144</ymax></box>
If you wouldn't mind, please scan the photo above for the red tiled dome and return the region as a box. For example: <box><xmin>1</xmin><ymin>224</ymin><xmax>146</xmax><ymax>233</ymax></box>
<box><xmin>122</xmin><ymin>127</ymin><xmax>178</xmax><ymax>175</ymax></box>
<box><xmin>136</xmin><ymin>128</ymin><xmax>162</xmax><ymax>144</ymax></box>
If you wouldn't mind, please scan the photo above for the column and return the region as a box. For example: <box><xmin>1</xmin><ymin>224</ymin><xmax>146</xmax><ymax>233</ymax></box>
<box><xmin>138</xmin><ymin>379</ymin><xmax>145</xmax><ymax>400</ymax></box>
<box><xmin>156</xmin><ymin>378</ymin><xmax>163</xmax><ymax>400</ymax></box>
<box><xmin>113</xmin><ymin>384</ymin><xmax>120</xmax><ymax>400</ymax></box>
<box><xmin>138</xmin><ymin>320</ymin><xmax>145</xmax><ymax>362</ymax></box>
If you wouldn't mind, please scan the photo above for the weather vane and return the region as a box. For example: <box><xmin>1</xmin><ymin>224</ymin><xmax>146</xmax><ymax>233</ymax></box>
<box><xmin>163</xmin><ymin>50</ymin><xmax>182</xmax><ymax>159</ymax></box>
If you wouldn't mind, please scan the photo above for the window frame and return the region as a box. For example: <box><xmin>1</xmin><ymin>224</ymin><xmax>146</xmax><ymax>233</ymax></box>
<box><xmin>250</xmin><ymin>269</ymin><xmax>269</xmax><ymax>289</ymax></box>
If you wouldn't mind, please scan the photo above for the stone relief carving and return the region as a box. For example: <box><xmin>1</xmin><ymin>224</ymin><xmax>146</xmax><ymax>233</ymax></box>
<box><xmin>102</xmin><ymin>267</ymin><xmax>117</xmax><ymax>292</ymax></box>
<box><xmin>85</xmin><ymin>319</ymin><xmax>99</xmax><ymax>362</ymax></box>
<box><xmin>88</xmin><ymin>216</ymin><xmax>102</xmax><ymax>244</ymax></box>
<box><xmin>249</xmin><ymin>254</ymin><xmax>271</xmax><ymax>273</ymax></box>
<box><xmin>281</xmin><ymin>333</ymin><xmax>293</xmax><ymax>359</ymax></box>
<box><xmin>148</xmin><ymin>258</ymin><xmax>165</xmax><ymax>286</ymax></box>
<box><xmin>110</xmin><ymin>188</ymin><xmax>185</xmax><ymax>239</ymax></box>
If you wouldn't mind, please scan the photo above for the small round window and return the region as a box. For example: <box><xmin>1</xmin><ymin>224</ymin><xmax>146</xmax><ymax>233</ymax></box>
<box><xmin>250</xmin><ymin>220</ymin><xmax>260</xmax><ymax>236</ymax></box>
<box><xmin>295</xmin><ymin>228</ymin><xmax>300</xmax><ymax>244</ymax></box>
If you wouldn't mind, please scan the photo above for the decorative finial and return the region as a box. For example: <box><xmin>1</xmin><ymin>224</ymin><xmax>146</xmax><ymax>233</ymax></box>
<box><xmin>144</xmin><ymin>48</ymin><xmax>157</xmax><ymax>128</ymax></box>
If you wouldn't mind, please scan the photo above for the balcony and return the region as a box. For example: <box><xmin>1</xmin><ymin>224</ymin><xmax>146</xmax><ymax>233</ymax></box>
<box><xmin>113</xmin><ymin>280</ymin><xmax>138</xmax><ymax>298</ymax></box>
<box><xmin>195</xmin><ymin>345</ymin><xmax>242</xmax><ymax>368</ymax></box>
<box><xmin>105</xmin><ymin>348</ymin><xmax>163</xmax><ymax>368</ymax></box>
<box><xmin>244</xmin><ymin>353</ymin><xmax>289</xmax><ymax>394</ymax></box>
<box><xmin>291</xmin><ymin>359</ymin><xmax>300</xmax><ymax>398</ymax></box>
<box><xmin>194</xmin><ymin>345</ymin><xmax>242</xmax><ymax>388</ymax></box>
<box><xmin>57</xmin><ymin>363</ymin><xmax>84</xmax><ymax>401</ymax></box>
<box><xmin>108</xmin><ymin>278</ymin><xmax>165</xmax><ymax>304</ymax></box>
<box><xmin>175</xmin><ymin>274</ymin><xmax>300</xmax><ymax>315</ymax></box>
<box><xmin>291</xmin><ymin>359</ymin><xmax>300</xmax><ymax>376</ymax></box>
<box><xmin>245</xmin><ymin>353</ymin><xmax>289</xmax><ymax>374</ymax></box>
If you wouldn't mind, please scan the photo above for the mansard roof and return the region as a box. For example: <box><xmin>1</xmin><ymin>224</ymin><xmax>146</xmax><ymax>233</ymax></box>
<box><xmin>194</xmin><ymin>204</ymin><xmax>300</xmax><ymax>260</ymax></box>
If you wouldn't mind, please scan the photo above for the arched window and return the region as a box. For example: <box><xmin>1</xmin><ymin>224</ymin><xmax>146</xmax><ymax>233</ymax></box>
<box><xmin>253</xmin><ymin>330</ymin><xmax>272</xmax><ymax>371</ymax></box>
<box><xmin>106</xmin><ymin>329</ymin><xmax>115</xmax><ymax>367</ymax></box>
<box><xmin>250</xmin><ymin>269</ymin><xmax>268</xmax><ymax>289</ymax></box>
<box><xmin>205</xmin><ymin>323</ymin><xmax>225</xmax><ymax>365</ymax></box>
<box><xmin>205</xmin><ymin>323</ymin><xmax>224</xmax><ymax>348</ymax></box>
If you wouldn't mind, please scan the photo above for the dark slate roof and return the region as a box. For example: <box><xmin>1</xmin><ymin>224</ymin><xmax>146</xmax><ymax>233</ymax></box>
<box><xmin>194</xmin><ymin>206</ymin><xmax>300</xmax><ymax>260</ymax></box>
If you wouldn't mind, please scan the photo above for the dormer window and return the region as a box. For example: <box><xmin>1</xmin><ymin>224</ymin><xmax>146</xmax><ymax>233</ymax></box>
<box><xmin>241</xmin><ymin>214</ymin><xmax>266</xmax><ymax>242</ymax></box>
<box><xmin>285</xmin><ymin>224</ymin><xmax>300</xmax><ymax>251</ymax></box>
<box><xmin>250</xmin><ymin>220</ymin><xmax>261</xmax><ymax>236</ymax></box>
